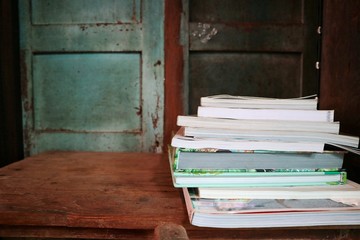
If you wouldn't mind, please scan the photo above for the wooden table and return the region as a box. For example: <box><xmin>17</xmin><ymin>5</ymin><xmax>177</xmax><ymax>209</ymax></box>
<box><xmin>0</xmin><ymin>152</ymin><xmax>359</xmax><ymax>239</ymax></box>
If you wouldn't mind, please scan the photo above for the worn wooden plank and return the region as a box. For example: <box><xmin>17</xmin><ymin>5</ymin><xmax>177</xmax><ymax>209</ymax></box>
<box><xmin>0</xmin><ymin>226</ymin><xmax>155</xmax><ymax>240</ymax></box>
<box><xmin>0</xmin><ymin>152</ymin><xmax>187</xmax><ymax>229</ymax></box>
<box><xmin>0</xmin><ymin>152</ymin><xmax>360</xmax><ymax>239</ymax></box>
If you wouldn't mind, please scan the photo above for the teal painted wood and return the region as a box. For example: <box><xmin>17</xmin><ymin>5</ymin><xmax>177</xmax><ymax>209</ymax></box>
<box><xmin>31</xmin><ymin>0</ymin><xmax>141</xmax><ymax>24</ymax></box>
<box><xmin>33</xmin><ymin>53</ymin><xmax>141</xmax><ymax>132</ymax></box>
<box><xmin>19</xmin><ymin>0</ymin><xmax>164</xmax><ymax>155</ymax></box>
<box><xmin>142</xmin><ymin>0</ymin><xmax>165</xmax><ymax>153</ymax></box>
<box><xmin>32</xmin><ymin>24</ymin><xmax>142</xmax><ymax>52</ymax></box>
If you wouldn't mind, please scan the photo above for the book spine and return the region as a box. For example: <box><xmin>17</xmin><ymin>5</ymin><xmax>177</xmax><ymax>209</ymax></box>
<box><xmin>177</xmin><ymin>116</ymin><xmax>340</xmax><ymax>134</ymax></box>
<box><xmin>174</xmin><ymin>168</ymin><xmax>345</xmax><ymax>176</ymax></box>
<box><xmin>171</xmin><ymin>135</ymin><xmax>325</xmax><ymax>152</ymax></box>
<box><xmin>197</xmin><ymin>107</ymin><xmax>334</xmax><ymax>122</ymax></box>
<box><xmin>200</xmin><ymin>96</ymin><xmax>318</xmax><ymax>110</ymax></box>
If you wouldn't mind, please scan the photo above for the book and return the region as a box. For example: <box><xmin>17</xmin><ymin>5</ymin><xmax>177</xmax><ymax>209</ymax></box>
<box><xmin>184</xmin><ymin>127</ymin><xmax>360</xmax><ymax>148</ymax></box>
<box><xmin>197</xmin><ymin>106</ymin><xmax>334</xmax><ymax>122</ymax></box>
<box><xmin>177</xmin><ymin>116</ymin><xmax>340</xmax><ymax>134</ymax></box>
<box><xmin>200</xmin><ymin>94</ymin><xmax>319</xmax><ymax>110</ymax></box>
<box><xmin>196</xmin><ymin>180</ymin><xmax>360</xmax><ymax>199</ymax></box>
<box><xmin>173</xmin><ymin>170</ymin><xmax>346</xmax><ymax>187</ymax></box>
<box><xmin>172</xmin><ymin>127</ymin><xmax>326</xmax><ymax>152</ymax></box>
<box><xmin>182</xmin><ymin>188</ymin><xmax>360</xmax><ymax>228</ymax></box>
<box><xmin>174</xmin><ymin>148</ymin><xmax>345</xmax><ymax>170</ymax></box>
<box><xmin>168</xmin><ymin>148</ymin><xmax>347</xmax><ymax>188</ymax></box>
<box><xmin>169</xmin><ymin>94</ymin><xmax>360</xmax><ymax>228</ymax></box>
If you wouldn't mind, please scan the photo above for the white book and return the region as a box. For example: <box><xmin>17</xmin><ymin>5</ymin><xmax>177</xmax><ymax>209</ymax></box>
<box><xmin>184</xmin><ymin>127</ymin><xmax>360</xmax><ymax>148</ymax></box>
<box><xmin>197</xmin><ymin>180</ymin><xmax>360</xmax><ymax>199</ymax></box>
<box><xmin>200</xmin><ymin>94</ymin><xmax>318</xmax><ymax>110</ymax></box>
<box><xmin>183</xmin><ymin>188</ymin><xmax>360</xmax><ymax>228</ymax></box>
<box><xmin>177</xmin><ymin>116</ymin><xmax>340</xmax><ymax>134</ymax></box>
<box><xmin>171</xmin><ymin>127</ymin><xmax>325</xmax><ymax>152</ymax></box>
<box><xmin>197</xmin><ymin>106</ymin><xmax>334</xmax><ymax>122</ymax></box>
<box><xmin>171</xmin><ymin>134</ymin><xmax>325</xmax><ymax>152</ymax></box>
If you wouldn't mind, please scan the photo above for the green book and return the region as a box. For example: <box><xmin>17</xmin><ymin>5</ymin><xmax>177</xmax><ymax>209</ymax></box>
<box><xmin>168</xmin><ymin>147</ymin><xmax>347</xmax><ymax>188</ymax></box>
<box><xmin>174</xmin><ymin>147</ymin><xmax>345</xmax><ymax>170</ymax></box>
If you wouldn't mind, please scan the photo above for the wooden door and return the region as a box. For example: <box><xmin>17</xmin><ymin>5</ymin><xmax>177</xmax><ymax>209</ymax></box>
<box><xmin>181</xmin><ymin>0</ymin><xmax>322</xmax><ymax>114</ymax></box>
<box><xmin>19</xmin><ymin>0</ymin><xmax>164</xmax><ymax>156</ymax></box>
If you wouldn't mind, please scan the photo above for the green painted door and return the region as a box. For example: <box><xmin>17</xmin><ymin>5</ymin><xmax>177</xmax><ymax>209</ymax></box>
<box><xmin>19</xmin><ymin>0</ymin><xmax>164</xmax><ymax>155</ymax></box>
<box><xmin>183</xmin><ymin>0</ymin><xmax>322</xmax><ymax>114</ymax></box>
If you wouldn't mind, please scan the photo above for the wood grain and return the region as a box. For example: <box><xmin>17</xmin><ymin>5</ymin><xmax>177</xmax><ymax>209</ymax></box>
<box><xmin>0</xmin><ymin>152</ymin><xmax>359</xmax><ymax>239</ymax></box>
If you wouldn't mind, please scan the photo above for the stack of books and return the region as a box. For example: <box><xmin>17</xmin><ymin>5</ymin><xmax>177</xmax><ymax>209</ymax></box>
<box><xmin>168</xmin><ymin>94</ymin><xmax>360</xmax><ymax>228</ymax></box>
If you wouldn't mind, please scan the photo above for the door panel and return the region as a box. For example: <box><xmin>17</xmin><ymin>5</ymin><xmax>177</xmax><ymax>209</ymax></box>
<box><xmin>190</xmin><ymin>0</ymin><xmax>302</xmax><ymax>22</ymax></box>
<box><xmin>189</xmin><ymin>23</ymin><xmax>303</xmax><ymax>52</ymax></box>
<box><xmin>19</xmin><ymin>0</ymin><xmax>164</xmax><ymax>155</ymax></box>
<box><xmin>33</xmin><ymin>53</ymin><xmax>141</xmax><ymax>132</ymax></box>
<box><xmin>189</xmin><ymin>52</ymin><xmax>301</xmax><ymax>113</ymax></box>
<box><xmin>184</xmin><ymin>0</ymin><xmax>322</xmax><ymax>114</ymax></box>
<box><xmin>31</xmin><ymin>0</ymin><xmax>140</xmax><ymax>24</ymax></box>
<box><xmin>31</xmin><ymin>25</ymin><xmax>142</xmax><ymax>52</ymax></box>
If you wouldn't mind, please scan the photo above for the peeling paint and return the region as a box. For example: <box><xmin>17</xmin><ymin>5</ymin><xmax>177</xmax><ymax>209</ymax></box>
<box><xmin>151</xmin><ymin>95</ymin><xmax>161</xmax><ymax>129</ymax></box>
<box><xmin>135</xmin><ymin>106</ymin><xmax>142</xmax><ymax>116</ymax></box>
<box><xmin>96</xmin><ymin>23</ymin><xmax>110</xmax><ymax>27</ymax></box>
<box><xmin>132</xmin><ymin>0</ymin><xmax>138</xmax><ymax>22</ymax></box>
<box><xmin>191</xmin><ymin>22</ymin><xmax>218</xmax><ymax>43</ymax></box>
<box><xmin>154</xmin><ymin>60</ymin><xmax>162</xmax><ymax>67</ymax></box>
<box><xmin>154</xmin><ymin>139</ymin><xmax>162</xmax><ymax>153</ymax></box>
<box><xmin>79</xmin><ymin>25</ymin><xmax>88</xmax><ymax>31</ymax></box>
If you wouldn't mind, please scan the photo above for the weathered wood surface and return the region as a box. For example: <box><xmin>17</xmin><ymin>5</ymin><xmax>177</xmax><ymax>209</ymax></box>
<box><xmin>319</xmin><ymin>0</ymin><xmax>360</xmax><ymax>184</ymax></box>
<box><xmin>0</xmin><ymin>152</ymin><xmax>188</xmax><ymax>240</ymax></box>
<box><xmin>0</xmin><ymin>152</ymin><xmax>360</xmax><ymax>239</ymax></box>
<box><xmin>19</xmin><ymin>0</ymin><xmax>164</xmax><ymax>155</ymax></box>
<box><xmin>0</xmin><ymin>152</ymin><xmax>186</xmax><ymax>229</ymax></box>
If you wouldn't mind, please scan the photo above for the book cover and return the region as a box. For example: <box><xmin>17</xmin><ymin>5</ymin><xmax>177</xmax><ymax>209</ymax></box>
<box><xmin>175</xmin><ymin>147</ymin><xmax>345</xmax><ymax>170</ymax></box>
<box><xmin>200</xmin><ymin>94</ymin><xmax>318</xmax><ymax>110</ymax></box>
<box><xmin>173</xmin><ymin>170</ymin><xmax>347</xmax><ymax>188</ymax></box>
<box><xmin>168</xmin><ymin>147</ymin><xmax>347</xmax><ymax>188</ymax></box>
<box><xmin>182</xmin><ymin>188</ymin><xmax>360</xmax><ymax>228</ymax></box>
<box><xmin>197</xmin><ymin>106</ymin><xmax>334</xmax><ymax>122</ymax></box>
<box><xmin>171</xmin><ymin>127</ymin><xmax>326</xmax><ymax>152</ymax></box>
<box><xmin>184</xmin><ymin>127</ymin><xmax>360</xmax><ymax>148</ymax></box>
<box><xmin>177</xmin><ymin>116</ymin><xmax>340</xmax><ymax>134</ymax></box>
<box><xmin>196</xmin><ymin>180</ymin><xmax>360</xmax><ymax>199</ymax></box>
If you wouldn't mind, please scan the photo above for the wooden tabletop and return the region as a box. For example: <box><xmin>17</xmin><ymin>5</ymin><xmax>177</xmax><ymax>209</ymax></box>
<box><xmin>0</xmin><ymin>151</ymin><xmax>359</xmax><ymax>239</ymax></box>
